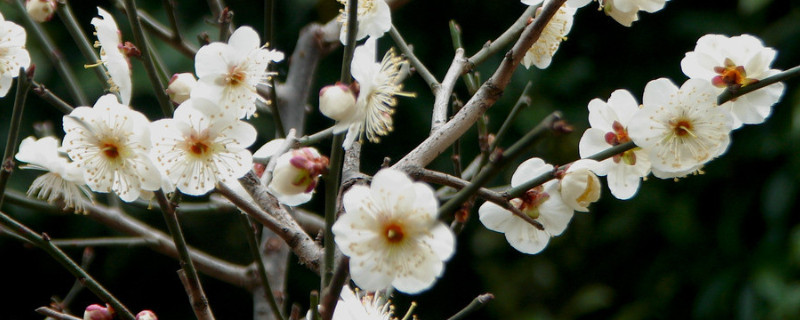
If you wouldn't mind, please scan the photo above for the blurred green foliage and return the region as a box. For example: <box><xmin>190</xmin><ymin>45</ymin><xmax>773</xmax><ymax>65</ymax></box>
<box><xmin>1</xmin><ymin>0</ymin><xmax>799</xmax><ymax>319</ymax></box>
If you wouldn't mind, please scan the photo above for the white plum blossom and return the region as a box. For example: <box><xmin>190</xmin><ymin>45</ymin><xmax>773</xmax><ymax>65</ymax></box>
<box><xmin>338</xmin><ymin>0</ymin><xmax>391</xmax><ymax>44</ymax></box>
<box><xmin>337</xmin><ymin>37</ymin><xmax>413</xmax><ymax>150</ymax></box>
<box><xmin>681</xmin><ymin>34</ymin><xmax>785</xmax><ymax>129</ymax></box>
<box><xmin>521</xmin><ymin>3</ymin><xmax>576</xmax><ymax>69</ymax></box>
<box><xmin>91</xmin><ymin>7</ymin><xmax>133</xmax><ymax>105</ymax></box>
<box><xmin>522</xmin><ymin>0</ymin><xmax>592</xmax><ymax>8</ymax></box>
<box><xmin>62</xmin><ymin>94</ymin><xmax>160</xmax><ymax>202</ymax></box>
<box><xmin>332</xmin><ymin>285</ymin><xmax>395</xmax><ymax>320</ymax></box>
<box><xmin>599</xmin><ymin>0</ymin><xmax>668</xmax><ymax>26</ymax></box>
<box><xmin>558</xmin><ymin>159</ymin><xmax>602</xmax><ymax>212</ymax></box>
<box><xmin>150</xmin><ymin>98</ymin><xmax>257</xmax><ymax>196</ymax></box>
<box><xmin>479</xmin><ymin>158</ymin><xmax>574</xmax><ymax>255</ymax></box>
<box><xmin>0</xmin><ymin>12</ymin><xmax>31</xmax><ymax>97</ymax></box>
<box><xmin>628</xmin><ymin>78</ymin><xmax>733</xmax><ymax>179</ymax></box>
<box><xmin>579</xmin><ymin>89</ymin><xmax>651</xmax><ymax>199</ymax></box>
<box><xmin>15</xmin><ymin>136</ymin><xmax>93</xmax><ymax>213</ymax></box>
<box><xmin>193</xmin><ymin>26</ymin><xmax>284</xmax><ymax>119</ymax></box>
<box><xmin>332</xmin><ymin>168</ymin><xmax>455</xmax><ymax>294</ymax></box>
<box><xmin>166</xmin><ymin>72</ymin><xmax>197</xmax><ymax>105</ymax></box>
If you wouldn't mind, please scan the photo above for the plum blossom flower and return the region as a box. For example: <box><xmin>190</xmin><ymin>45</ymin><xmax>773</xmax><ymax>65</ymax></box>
<box><xmin>15</xmin><ymin>136</ymin><xmax>93</xmax><ymax>213</ymax></box>
<box><xmin>627</xmin><ymin>78</ymin><xmax>733</xmax><ymax>179</ymax></box>
<box><xmin>337</xmin><ymin>0</ymin><xmax>391</xmax><ymax>44</ymax></box>
<box><xmin>319</xmin><ymin>82</ymin><xmax>358</xmax><ymax>122</ymax></box>
<box><xmin>478</xmin><ymin>158</ymin><xmax>573</xmax><ymax>255</ymax></box>
<box><xmin>91</xmin><ymin>7</ymin><xmax>133</xmax><ymax>105</ymax></box>
<box><xmin>135</xmin><ymin>310</ymin><xmax>157</xmax><ymax>320</ymax></box>
<box><xmin>332</xmin><ymin>168</ymin><xmax>455</xmax><ymax>294</ymax></box>
<box><xmin>558</xmin><ymin>159</ymin><xmax>602</xmax><ymax>212</ymax></box>
<box><xmin>150</xmin><ymin>98</ymin><xmax>257</xmax><ymax>196</ymax></box>
<box><xmin>521</xmin><ymin>3</ymin><xmax>576</xmax><ymax>69</ymax></box>
<box><xmin>0</xmin><ymin>12</ymin><xmax>31</xmax><ymax>97</ymax></box>
<box><xmin>193</xmin><ymin>26</ymin><xmax>284</xmax><ymax>119</ymax></box>
<box><xmin>681</xmin><ymin>34</ymin><xmax>785</xmax><ymax>129</ymax></box>
<box><xmin>337</xmin><ymin>37</ymin><xmax>413</xmax><ymax>150</ymax></box>
<box><xmin>598</xmin><ymin>0</ymin><xmax>669</xmax><ymax>26</ymax></box>
<box><xmin>522</xmin><ymin>0</ymin><xmax>592</xmax><ymax>8</ymax></box>
<box><xmin>253</xmin><ymin>139</ymin><xmax>329</xmax><ymax>206</ymax></box>
<box><xmin>579</xmin><ymin>89</ymin><xmax>651</xmax><ymax>199</ymax></box>
<box><xmin>62</xmin><ymin>94</ymin><xmax>161</xmax><ymax>202</ymax></box>
<box><xmin>83</xmin><ymin>304</ymin><xmax>113</xmax><ymax>320</ymax></box>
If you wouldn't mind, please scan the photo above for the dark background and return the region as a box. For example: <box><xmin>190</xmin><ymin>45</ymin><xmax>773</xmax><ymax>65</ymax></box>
<box><xmin>1</xmin><ymin>0</ymin><xmax>800</xmax><ymax>319</ymax></box>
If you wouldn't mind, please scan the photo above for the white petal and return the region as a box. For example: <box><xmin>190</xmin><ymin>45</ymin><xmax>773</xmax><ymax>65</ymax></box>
<box><xmin>511</xmin><ymin>157</ymin><xmax>554</xmax><ymax>187</ymax></box>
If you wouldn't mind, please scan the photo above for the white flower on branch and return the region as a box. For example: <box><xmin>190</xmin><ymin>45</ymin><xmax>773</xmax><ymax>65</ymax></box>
<box><xmin>91</xmin><ymin>7</ymin><xmax>133</xmax><ymax>105</ymax></box>
<box><xmin>15</xmin><ymin>136</ymin><xmax>93</xmax><ymax>213</ymax></box>
<box><xmin>628</xmin><ymin>78</ymin><xmax>733</xmax><ymax>179</ymax></box>
<box><xmin>332</xmin><ymin>168</ymin><xmax>455</xmax><ymax>294</ymax></box>
<box><xmin>193</xmin><ymin>26</ymin><xmax>284</xmax><ymax>119</ymax></box>
<box><xmin>597</xmin><ymin>0</ymin><xmax>669</xmax><ymax>27</ymax></box>
<box><xmin>558</xmin><ymin>159</ymin><xmax>602</xmax><ymax>212</ymax></box>
<box><xmin>332</xmin><ymin>285</ymin><xmax>395</xmax><ymax>320</ymax></box>
<box><xmin>681</xmin><ymin>34</ymin><xmax>785</xmax><ymax>129</ymax></box>
<box><xmin>0</xmin><ymin>12</ymin><xmax>31</xmax><ymax>97</ymax></box>
<box><xmin>150</xmin><ymin>98</ymin><xmax>257</xmax><ymax>196</ymax></box>
<box><xmin>479</xmin><ymin>158</ymin><xmax>573</xmax><ymax>255</ymax></box>
<box><xmin>337</xmin><ymin>0</ymin><xmax>392</xmax><ymax>44</ymax></box>
<box><xmin>521</xmin><ymin>3</ymin><xmax>576</xmax><ymax>69</ymax></box>
<box><xmin>253</xmin><ymin>139</ymin><xmax>329</xmax><ymax>206</ymax></box>
<box><xmin>579</xmin><ymin>89</ymin><xmax>651</xmax><ymax>199</ymax></box>
<box><xmin>62</xmin><ymin>94</ymin><xmax>161</xmax><ymax>202</ymax></box>
<box><xmin>337</xmin><ymin>37</ymin><xmax>413</xmax><ymax>150</ymax></box>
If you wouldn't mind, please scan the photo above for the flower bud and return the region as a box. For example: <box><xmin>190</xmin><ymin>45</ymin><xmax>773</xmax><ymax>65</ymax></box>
<box><xmin>83</xmin><ymin>304</ymin><xmax>113</xmax><ymax>320</ymax></box>
<box><xmin>26</xmin><ymin>0</ymin><xmax>56</xmax><ymax>23</ymax></box>
<box><xmin>166</xmin><ymin>73</ymin><xmax>197</xmax><ymax>105</ymax></box>
<box><xmin>559</xmin><ymin>159</ymin><xmax>602</xmax><ymax>212</ymax></box>
<box><xmin>319</xmin><ymin>82</ymin><xmax>357</xmax><ymax>121</ymax></box>
<box><xmin>135</xmin><ymin>310</ymin><xmax>158</xmax><ymax>320</ymax></box>
<box><xmin>269</xmin><ymin>147</ymin><xmax>329</xmax><ymax>206</ymax></box>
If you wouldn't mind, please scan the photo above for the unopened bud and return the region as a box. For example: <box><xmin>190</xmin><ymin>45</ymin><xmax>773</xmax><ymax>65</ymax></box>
<box><xmin>26</xmin><ymin>0</ymin><xmax>56</xmax><ymax>23</ymax></box>
<box><xmin>269</xmin><ymin>147</ymin><xmax>329</xmax><ymax>206</ymax></box>
<box><xmin>319</xmin><ymin>83</ymin><xmax>357</xmax><ymax>121</ymax></box>
<box><xmin>83</xmin><ymin>304</ymin><xmax>113</xmax><ymax>320</ymax></box>
<box><xmin>135</xmin><ymin>310</ymin><xmax>158</xmax><ymax>320</ymax></box>
<box><xmin>559</xmin><ymin>159</ymin><xmax>601</xmax><ymax>212</ymax></box>
<box><xmin>166</xmin><ymin>73</ymin><xmax>197</xmax><ymax>105</ymax></box>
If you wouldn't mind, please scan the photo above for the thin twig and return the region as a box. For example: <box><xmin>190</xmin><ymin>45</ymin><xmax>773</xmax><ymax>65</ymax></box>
<box><xmin>15</xmin><ymin>0</ymin><xmax>87</xmax><ymax>106</ymax></box>
<box><xmin>389</xmin><ymin>26</ymin><xmax>440</xmax><ymax>93</ymax></box>
<box><xmin>240</xmin><ymin>214</ymin><xmax>286</xmax><ymax>320</ymax></box>
<box><xmin>55</xmin><ymin>0</ymin><xmax>111</xmax><ymax>87</ymax></box>
<box><xmin>718</xmin><ymin>64</ymin><xmax>800</xmax><ymax>105</ymax></box>
<box><xmin>468</xmin><ymin>4</ymin><xmax>539</xmax><ymax>67</ymax></box>
<box><xmin>155</xmin><ymin>191</ymin><xmax>216</xmax><ymax>320</ymax></box>
<box><xmin>393</xmin><ymin>0</ymin><xmax>567</xmax><ymax>170</ymax></box>
<box><xmin>319</xmin><ymin>256</ymin><xmax>350</xmax><ymax>320</ymax></box>
<box><xmin>431</xmin><ymin>49</ymin><xmax>467</xmax><ymax>133</ymax></box>
<box><xmin>122</xmin><ymin>0</ymin><xmax>174</xmax><ymax>116</ymax></box>
<box><xmin>0</xmin><ymin>68</ymin><xmax>31</xmax><ymax>209</ymax></box>
<box><xmin>217</xmin><ymin>178</ymin><xmax>323</xmax><ymax>272</ymax></box>
<box><xmin>295</xmin><ymin>127</ymin><xmax>335</xmax><ymax>147</ymax></box>
<box><xmin>437</xmin><ymin>112</ymin><xmax>562</xmax><ymax>218</ymax></box>
<box><xmin>31</xmin><ymin>80</ymin><xmax>74</xmax><ymax>114</ymax></box>
<box><xmin>4</xmin><ymin>190</ymin><xmax>251</xmax><ymax>287</ymax></box>
<box><xmin>36</xmin><ymin>306</ymin><xmax>82</xmax><ymax>320</ymax></box>
<box><xmin>0</xmin><ymin>210</ymin><xmax>136</xmax><ymax>320</ymax></box>
<box><xmin>50</xmin><ymin>237</ymin><xmax>153</xmax><ymax>247</ymax></box>
<box><xmin>447</xmin><ymin>293</ymin><xmax>495</xmax><ymax>320</ymax></box>
<box><xmin>134</xmin><ymin>5</ymin><xmax>198</xmax><ymax>58</ymax></box>
<box><xmin>490</xmin><ymin>81</ymin><xmax>533</xmax><ymax>152</ymax></box>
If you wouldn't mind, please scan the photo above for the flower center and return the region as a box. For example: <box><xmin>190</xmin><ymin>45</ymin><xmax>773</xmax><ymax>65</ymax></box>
<box><xmin>712</xmin><ymin>58</ymin><xmax>758</xmax><ymax>88</ymax></box>
<box><xmin>513</xmin><ymin>186</ymin><xmax>550</xmax><ymax>219</ymax></box>
<box><xmin>101</xmin><ymin>142</ymin><xmax>120</xmax><ymax>159</ymax></box>
<box><xmin>384</xmin><ymin>223</ymin><xmax>405</xmax><ymax>243</ymax></box>
<box><xmin>604</xmin><ymin>121</ymin><xmax>637</xmax><ymax>165</ymax></box>
<box><xmin>226</xmin><ymin>67</ymin><xmax>247</xmax><ymax>86</ymax></box>
<box><xmin>669</xmin><ymin>118</ymin><xmax>694</xmax><ymax>137</ymax></box>
<box><xmin>189</xmin><ymin>141</ymin><xmax>209</xmax><ymax>156</ymax></box>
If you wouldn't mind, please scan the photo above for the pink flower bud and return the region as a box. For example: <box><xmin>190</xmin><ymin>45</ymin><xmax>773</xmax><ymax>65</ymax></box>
<box><xmin>83</xmin><ymin>304</ymin><xmax>113</xmax><ymax>320</ymax></box>
<box><xmin>26</xmin><ymin>0</ymin><xmax>56</xmax><ymax>22</ymax></box>
<box><xmin>319</xmin><ymin>82</ymin><xmax>357</xmax><ymax>121</ymax></box>
<box><xmin>269</xmin><ymin>147</ymin><xmax>329</xmax><ymax>205</ymax></box>
<box><xmin>135</xmin><ymin>310</ymin><xmax>158</xmax><ymax>320</ymax></box>
<box><xmin>166</xmin><ymin>73</ymin><xmax>197</xmax><ymax>105</ymax></box>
